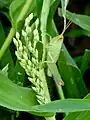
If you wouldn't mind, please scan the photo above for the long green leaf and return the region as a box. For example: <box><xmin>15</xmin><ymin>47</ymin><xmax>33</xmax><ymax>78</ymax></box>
<box><xmin>31</xmin><ymin>99</ymin><xmax>90</xmax><ymax>113</ymax></box>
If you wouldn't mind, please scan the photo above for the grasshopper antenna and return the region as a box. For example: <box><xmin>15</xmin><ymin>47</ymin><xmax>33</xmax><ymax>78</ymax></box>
<box><xmin>61</xmin><ymin>20</ymin><xmax>72</xmax><ymax>35</ymax></box>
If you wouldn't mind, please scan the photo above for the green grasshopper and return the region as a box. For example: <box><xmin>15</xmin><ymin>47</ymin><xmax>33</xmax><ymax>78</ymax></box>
<box><xmin>46</xmin><ymin>21</ymin><xmax>72</xmax><ymax>86</ymax></box>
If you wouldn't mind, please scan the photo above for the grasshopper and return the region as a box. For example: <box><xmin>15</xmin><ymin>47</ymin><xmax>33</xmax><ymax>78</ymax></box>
<box><xmin>46</xmin><ymin>21</ymin><xmax>72</xmax><ymax>86</ymax></box>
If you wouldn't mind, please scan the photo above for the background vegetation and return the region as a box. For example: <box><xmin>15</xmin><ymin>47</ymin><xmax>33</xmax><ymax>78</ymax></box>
<box><xmin>0</xmin><ymin>0</ymin><xmax>90</xmax><ymax>120</ymax></box>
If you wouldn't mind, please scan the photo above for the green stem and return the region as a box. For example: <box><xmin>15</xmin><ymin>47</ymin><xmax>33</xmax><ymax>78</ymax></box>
<box><xmin>0</xmin><ymin>0</ymin><xmax>33</xmax><ymax>60</ymax></box>
<box><xmin>56</xmin><ymin>85</ymin><xmax>65</xmax><ymax>99</ymax></box>
<box><xmin>0</xmin><ymin>27</ymin><xmax>15</xmax><ymax>60</ymax></box>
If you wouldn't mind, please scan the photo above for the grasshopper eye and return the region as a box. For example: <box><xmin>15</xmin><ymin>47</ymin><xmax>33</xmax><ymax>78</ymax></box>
<box><xmin>59</xmin><ymin>34</ymin><xmax>64</xmax><ymax>41</ymax></box>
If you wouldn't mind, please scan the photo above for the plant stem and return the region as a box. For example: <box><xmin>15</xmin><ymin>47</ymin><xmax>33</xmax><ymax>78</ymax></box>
<box><xmin>0</xmin><ymin>27</ymin><xmax>15</xmax><ymax>60</ymax></box>
<box><xmin>0</xmin><ymin>0</ymin><xmax>33</xmax><ymax>60</ymax></box>
<box><xmin>56</xmin><ymin>85</ymin><xmax>65</xmax><ymax>99</ymax></box>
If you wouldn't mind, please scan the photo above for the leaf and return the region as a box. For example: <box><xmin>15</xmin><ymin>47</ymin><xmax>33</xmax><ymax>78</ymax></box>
<box><xmin>0</xmin><ymin>71</ymin><xmax>54</xmax><ymax>117</ymax></box>
<box><xmin>58</xmin><ymin>9</ymin><xmax>90</xmax><ymax>32</ymax></box>
<box><xmin>80</xmin><ymin>49</ymin><xmax>90</xmax><ymax>75</ymax></box>
<box><xmin>58</xmin><ymin>45</ymin><xmax>87</xmax><ymax>98</ymax></box>
<box><xmin>9</xmin><ymin>0</ymin><xmax>36</xmax><ymax>28</ymax></box>
<box><xmin>64</xmin><ymin>93</ymin><xmax>90</xmax><ymax>120</ymax></box>
<box><xmin>9</xmin><ymin>0</ymin><xmax>25</xmax><ymax>24</ymax></box>
<box><xmin>0</xmin><ymin>71</ymin><xmax>37</xmax><ymax>111</ymax></box>
<box><xmin>31</xmin><ymin>99</ymin><xmax>90</xmax><ymax>113</ymax></box>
